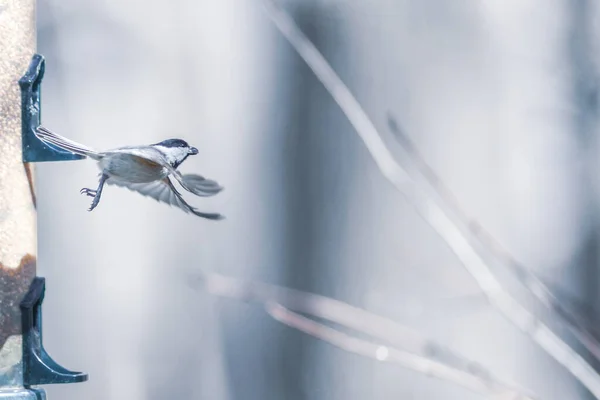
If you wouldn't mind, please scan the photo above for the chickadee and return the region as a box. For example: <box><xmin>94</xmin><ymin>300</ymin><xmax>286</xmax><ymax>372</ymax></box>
<box><xmin>35</xmin><ymin>126</ymin><xmax>224</xmax><ymax>220</ymax></box>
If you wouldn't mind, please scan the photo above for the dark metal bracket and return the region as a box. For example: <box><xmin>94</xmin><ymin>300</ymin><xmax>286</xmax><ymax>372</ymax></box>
<box><xmin>20</xmin><ymin>277</ymin><xmax>88</xmax><ymax>386</ymax></box>
<box><xmin>17</xmin><ymin>54</ymin><xmax>88</xmax><ymax>387</ymax></box>
<box><xmin>19</xmin><ymin>54</ymin><xmax>84</xmax><ymax>163</ymax></box>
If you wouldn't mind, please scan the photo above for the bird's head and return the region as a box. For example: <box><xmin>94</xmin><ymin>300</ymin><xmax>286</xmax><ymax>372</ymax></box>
<box><xmin>152</xmin><ymin>138</ymin><xmax>199</xmax><ymax>168</ymax></box>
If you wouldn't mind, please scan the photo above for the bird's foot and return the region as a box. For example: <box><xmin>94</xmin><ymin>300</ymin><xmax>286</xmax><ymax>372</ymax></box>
<box><xmin>87</xmin><ymin>199</ymin><xmax>100</xmax><ymax>212</ymax></box>
<box><xmin>80</xmin><ymin>188</ymin><xmax>101</xmax><ymax>211</ymax></box>
<box><xmin>80</xmin><ymin>188</ymin><xmax>96</xmax><ymax>197</ymax></box>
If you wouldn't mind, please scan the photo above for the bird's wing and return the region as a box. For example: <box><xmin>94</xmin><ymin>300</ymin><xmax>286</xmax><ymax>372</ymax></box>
<box><xmin>107</xmin><ymin>177</ymin><xmax>224</xmax><ymax>220</ymax></box>
<box><xmin>102</xmin><ymin>146</ymin><xmax>168</xmax><ymax>164</ymax></box>
<box><xmin>178</xmin><ymin>174</ymin><xmax>223</xmax><ymax>197</ymax></box>
<box><xmin>106</xmin><ymin>148</ymin><xmax>223</xmax><ymax>197</ymax></box>
<box><xmin>164</xmin><ymin>165</ymin><xmax>223</xmax><ymax>198</ymax></box>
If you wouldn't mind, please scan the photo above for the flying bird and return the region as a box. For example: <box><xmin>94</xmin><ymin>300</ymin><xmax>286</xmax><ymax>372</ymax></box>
<box><xmin>35</xmin><ymin>126</ymin><xmax>224</xmax><ymax>220</ymax></box>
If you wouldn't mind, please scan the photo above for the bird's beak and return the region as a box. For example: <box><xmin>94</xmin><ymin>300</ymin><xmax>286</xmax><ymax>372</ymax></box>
<box><xmin>189</xmin><ymin>147</ymin><xmax>199</xmax><ymax>155</ymax></box>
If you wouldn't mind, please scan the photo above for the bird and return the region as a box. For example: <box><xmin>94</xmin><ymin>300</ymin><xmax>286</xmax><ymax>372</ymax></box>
<box><xmin>35</xmin><ymin>126</ymin><xmax>224</xmax><ymax>220</ymax></box>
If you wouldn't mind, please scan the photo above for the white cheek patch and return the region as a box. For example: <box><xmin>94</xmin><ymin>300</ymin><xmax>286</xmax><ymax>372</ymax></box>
<box><xmin>154</xmin><ymin>145</ymin><xmax>190</xmax><ymax>165</ymax></box>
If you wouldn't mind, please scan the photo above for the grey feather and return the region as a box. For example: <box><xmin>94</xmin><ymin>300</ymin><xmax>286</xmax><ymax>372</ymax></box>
<box><xmin>35</xmin><ymin>126</ymin><xmax>101</xmax><ymax>160</ymax></box>
<box><xmin>107</xmin><ymin>177</ymin><xmax>224</xmax><ymax>220</ymax></box>
<box><xmin>180</xmin><ymin>174</ymin><xmax>224</xmax><ymax>197</ymax></box>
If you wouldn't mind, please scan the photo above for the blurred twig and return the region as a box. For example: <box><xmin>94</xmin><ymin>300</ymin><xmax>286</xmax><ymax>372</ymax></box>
<box><xmin>191</xmin><ymin>272</ymin><xmax>536</xmax><ymax>399</ymax></box>
<box><xmin>267</xmin><ymin>303</ymin><xmax>534</xmax><ymax>400</ymax></box>
<box><xmin>261</xmin><ymin>0</ymin><xmax>600</xmax><ymax>396</ymax></box>
<box><xmin>386</xmin><ymin>115</ymin><xmax>600</xmax><ymax>362</ymax></box>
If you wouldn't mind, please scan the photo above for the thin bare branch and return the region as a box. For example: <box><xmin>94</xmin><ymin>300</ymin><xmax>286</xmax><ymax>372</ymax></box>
<box><xmin>266</xmin><ymin>303</ymin><xmax>535</xmax><ymax>400</ymax></box>
<box><xmin>387</xmin><ymin>114</ymin><xmax>600</xmax><ymax>363</ymax></box>
<box><xmin>191</xmin><ymin>271</ymin><xmax>536</xmax><ymax>399</ymax></box>
<box><xmin>198</xmin><ymin>272</ymin><xmax>478</xmax><ymax>372</ymax></box>
<box><xmin>261</xmin><ymin>1</ymin><xmax>600</xmax><ymax>396</ymax></box>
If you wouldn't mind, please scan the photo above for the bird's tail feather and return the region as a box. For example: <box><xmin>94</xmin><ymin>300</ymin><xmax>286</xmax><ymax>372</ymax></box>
<box><xmin>35</xmin><ymin>126</ymin><xmax>101</xmax><ymax>159</ymax></box>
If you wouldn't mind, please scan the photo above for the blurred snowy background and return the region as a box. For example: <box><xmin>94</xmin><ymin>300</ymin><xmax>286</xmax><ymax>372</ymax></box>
<box><xmin>34</xmin><ymin>0</ymin><xmax>600</xmax><ymax>399</ymax></box>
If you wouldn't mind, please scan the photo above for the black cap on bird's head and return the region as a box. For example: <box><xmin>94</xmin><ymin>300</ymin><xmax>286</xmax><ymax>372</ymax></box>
<box><xmin>154</xmin><ymin>138</ymin><xmax>199</xmax><ymax>155</ymax></box>
<box><xmin>153</xmin><ymin>138</ymin><xmax>199</xmax><ymax>168</ymax></box>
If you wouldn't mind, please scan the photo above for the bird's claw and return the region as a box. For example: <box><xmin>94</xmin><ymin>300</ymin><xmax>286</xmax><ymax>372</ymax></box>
<box><xmin>80</xmin><ymin>188</ymin><xmax>96</xmax><ymax>197</ymax></box>
<box><xmin>87</xmin><ymin>199</ymin><xmax>100</xmax><ymax>212</ymax></box>
<box><xmin>80</xmin><ymin>187</ymin><xmax>100</xmax><ymax>211</ymax></box>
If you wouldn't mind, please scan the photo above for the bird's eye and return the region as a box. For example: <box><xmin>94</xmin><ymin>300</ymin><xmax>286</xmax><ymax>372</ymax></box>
<box><xmin>180</xmin><ymin>143</ymin><xmax>186</xmax><ymax>148</ymax></box>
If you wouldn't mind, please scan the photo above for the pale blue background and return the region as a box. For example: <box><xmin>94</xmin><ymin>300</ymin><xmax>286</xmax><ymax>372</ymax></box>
<box><xmin>35</xmin><ymin>1</ymin><xmax>600</xmax><ymax>399</ymax></box>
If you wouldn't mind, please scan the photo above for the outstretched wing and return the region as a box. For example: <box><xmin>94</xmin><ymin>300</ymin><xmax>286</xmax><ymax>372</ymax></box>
<box><xmin>107</xmin><ymin>177</ymin><xmax>224</xmax><ymax>220</ymax></box>
<box><xmin>179</xmin><ymin>174</ymin><xmax>223</xmax><ymax>197</ymax></box>
<box><xmin>162</xmin><ymin>164</ymin><xmax>223</xmax><ymax>198</ymax></box>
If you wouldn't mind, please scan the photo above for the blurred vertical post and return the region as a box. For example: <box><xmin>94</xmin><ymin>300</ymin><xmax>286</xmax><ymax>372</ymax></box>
<box><xmin>0</xmin><ymin>0</ymin><xmax>39</xmax><ymax>397</ymax></box>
